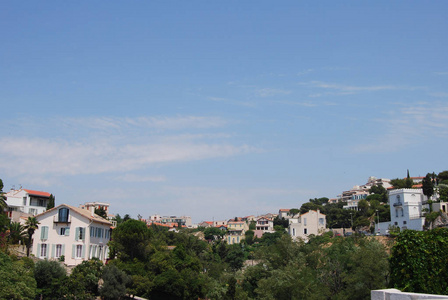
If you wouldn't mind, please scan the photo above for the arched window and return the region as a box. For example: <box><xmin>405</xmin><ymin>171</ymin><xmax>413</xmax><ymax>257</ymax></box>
<box><xmin>59</xmin><ymin>208</ymin><xmax>69</xmax><ymax>222</ymax></box>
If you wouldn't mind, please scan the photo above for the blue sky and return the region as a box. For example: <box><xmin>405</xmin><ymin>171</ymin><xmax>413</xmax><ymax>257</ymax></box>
<box><xmin>1</xmin><ymin>1</ymin><xmax>447</xmax><ymax>222</ymax></box>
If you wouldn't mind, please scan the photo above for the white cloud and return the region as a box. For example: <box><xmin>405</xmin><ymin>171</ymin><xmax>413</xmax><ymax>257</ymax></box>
<box><xmin>0</xmin><ymin>115</ymin><xmax>259</xmax><ymax>179</ymax></box>
<box><xmin>299</xmin><ymin>81</ymin><xmax>423</xmax><ymax>95</ymax></box>
<box><xmin>62</xmin><ymin>115</ymin><xmax>228</xmax><ymax>131</ymax></box>
<box><xmin>256</xmin><ymin>88</ymin><xmax>291</xmax><ymax>97</ymax></box>
<box><xmin>353</xmin><ymin>103</ymin><xmax>448</xmax><ymax>153</ymax></box>
<box><xmin>116</xmin><ymin>174</ymin><xmax>167</xmax><ymax>183</ymax></box>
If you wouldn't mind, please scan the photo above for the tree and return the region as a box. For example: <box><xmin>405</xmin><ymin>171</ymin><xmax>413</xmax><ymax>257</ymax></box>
<box><xmin>0</xmin><ymin>179</ymin><xmax>7</xmax><ymax>211</ymax></box>
<box><xmin>24</xmin><ymin>217</ymin><xmax>39</xmax><ymax>257</ymax></box>
<box><xmin>95</xmin><ymin>207</ymin><xmax>108</xmax><ymax>219</ymax></box>
<box><xmin>8</xmin><ymin>222</ymin><xmax>25</xmax><ymax>244</ymax></box>
<box><xmin>46</xmin><ymin>194</ymin><xmax>55</xmax><ymax>210</ymax></box>
<box><xmin>0</xmin><ymin>252</ymin><xmax>37</xmax><ymax>299</ymax></box>
<box><xmin>390</xmin><ymin>228</ymin><xmax>448</xmax><ymax>294</ymax></box>
<box><xmin>34</xmin><ymin>260</ymin><xmax>67</xmax><ymax>299</ymax></box>
<box><xmin>438</xmin><ymin>170</ymin><xmax>448</xmax><ymax>184</ymax></box>
<box><xmin>109</xmin><ymin>219</ymin><xmax>150</xmax><ymax>261</ymax></box>
<box><xmin>68</xmin><ymin>258</ymin><xmax>104</xmax><ymax>298</ymax></box>
<box><xmin>422</xmin><ymin>173</ymin><xmax>434</xmax><ymax>200</ymax></box>
<box><xmin>100</xmin><ymin>264</ymin><xmax>130</xmax><ymax>300</ymax></box>
<box><xmin>204</xmin><ymin>227</ymin><xmax>225</xmax><ymax>241</ymax></box>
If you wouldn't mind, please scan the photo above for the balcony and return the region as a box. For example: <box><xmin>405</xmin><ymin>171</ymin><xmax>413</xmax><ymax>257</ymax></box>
<box><xmin>393</xmin><ymin>202</ymin><xmax>403</xmax><ymax>207</ymax></box>
<box><xmin>53</xmin><ymin>215</ymin><xmax>71</xmax><ymax>223</ymax></box>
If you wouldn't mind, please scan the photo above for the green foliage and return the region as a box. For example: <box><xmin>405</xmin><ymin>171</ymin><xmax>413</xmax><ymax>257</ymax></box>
<box><xmin>0</xmin><ymin>252</ymin><xmax>37</xmax><ymax>299</ymax></box>
<box><xmin>422</xmin><ymin>173</ymin><xmax>435</xmax><ymax>199</ymax></box>
<box><xmin>100</xmin><ymin>264</ymin><xmax>130</xmax><ymax>300</ymax></box>
<box><xmin>67</xmin><ymin>258</ymin><xmax>103</xmax><ymax>299</ymax></box>
<box><xmin>24</xmin><ymin>217</ymin><xmax>39</xmax><ymax>257</ymax></box>
<box><xmin>438</xmin><ymin>170</ymin><xmax>448</xmax><ymax>184</ymax></box>
<box><xmin>34</xmin><ymin>260</ymin><xmax>67</xmax><ymax>299</ymax></box>
<box><xmin>46</xmin><ymin>194</ymin><xmax>55</xmax><ymax>210</ymax></box>
<box><xmin>289</xmin><ymin>208</ymin><xmax>300</xmax><ymax>216</ymax></box>
<box><xmin>204</xmin><ymin>227</ymin><xmax>226</xmax><ymax>241</ymax></box>
<box><xmin>390</xmin><ymin>178</ymin><xmax>413</xmax><ymax>189</ymax></box>
<box><xmin>0</xmin><ymin>179</ymin><xmax>6</xmax><ymax>211</ymax></box>
<box><xmin>390</xmin><ymin>228</ymin><xmax>448</xmax><ymax>294</ymax></box>
<box><xmin>8</xmin><ymin>222</ymin><xmax>25</xmax><ymax>244</ymax></box>
<box><xmin>110</xmin><ymin>219</ymin><xmax>150</xmax><ymax>261</ymax></box>
<box><xmin>273</xmin><ymin>216</ymin><xmax>288</xmax><ymax>229</ymax></box>
<box><xmin>95</xmin><ymin>207</ymin><xmax>108</xmax><ymax>219</ymax></box>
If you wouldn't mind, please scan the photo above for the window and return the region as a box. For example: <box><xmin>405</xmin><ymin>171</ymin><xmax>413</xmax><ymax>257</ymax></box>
<box><xmin>319</xmin><ymin>218</ymin><xmax>324</xmax><ymax>225</ymax></box>
<box><xmin>58</xmin><ymin>208</ymin><xmax>69</xmax><ymax>222</ymax></box>
<box><xmin>29</xmin><ymin>208</ymin><xmax>37</xmax><ymax>215</ymax></box>
<box><xmin>304</xmin><ymin>228</ymin><xmax>307</xmax><ymax>234</ymax></box>
<box><xmin>394</xmin><ymin>222</ymin><xmax>398</xmax><ymax>225</ymax></box>
<box><xmin>304</xmin><ymin>218</ymin><xmax>307</xmax><ymax>226</ymax></box>
<box><xmin>60</xmin><ymin>227</ymin><xmax>70</xmax><ymax>236</ymax></box>
<box><xmin>38</xmin><ymin>199</ymin><xmax>44</xmax><ymax>207</ymax></box>
<box><xmin>40</xmin><ymin>244</ymin><xmax>47</xmax><ymax>257</ymax></box>
<box><xmin>55</xmin><ymin>244</ymin><xmax>62</xmax><ymax>258</ymax></box>
<box><xmin>76</xmin><ymin>227</ymin><xmax>85</xmax><ymax>241</ymax></box>
<box><xmin>76</xmin><ymin>245</ymin><xmax>83</xmax><ymax>258</ymax></box>
<box><xmin>98</xmin><ymin>246</ymin><xmax>103</xmax><ymax>260</ymax></box>
<box><xmin>23</xmin><ymin>197</ymin><xmax>26</xmax><ymax>206</ymax></box>
<box><xmin>292</xmin><ymin>228</ymin><xmax>296</xmax><ymax>236</ymax></box>
<box><xmin>403</xmin><ymin>221</ymin><xmax>407</xmax><ymax>225</ymax></box>
<box><xmin>41</xmin><ymin>226</ymin><xmax>49</xmax><ymax>240</ymax></box>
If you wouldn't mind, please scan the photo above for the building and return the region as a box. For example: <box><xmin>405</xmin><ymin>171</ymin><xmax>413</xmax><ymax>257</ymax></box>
<box><xmin>278</xmin><ymin>209</ymin><xmax>291</xmax><ymax>219</ymax></box>
<box><xmin>341</xmin><ymin>176</ymin><xmax>392</xmax><ymax>210</ymax></box>
<box><xmin>226</xmin><ymin>220</ymin><xmax>249</xmax><ymax>245</ymax></box>
<box><xmin>4</xmin><ymin>188</ymin><xmax>51</xmax><ymax>218</ymax></box>
<box><xmin>254</xmin><ymin>216</ymin><xmax>274</xmax><ymax>238</ymax></box>
<box><xmin>149</xmin><ymin>215</ymin><xmax>193</xmax><ymax>228</ymax></box>
<box><xmin>32</xmin><ymin>204</ymin><xmax>112</xmax><ymax>266</ymax></box>
<box><xmin>376</xmin><ymin>188</ymin><xmax>428</xmax><ymax>234</ymax></box>
<box><xmin>288</xmin><ymin>210</ymin><xmax>326</xmax><ymax>241</ymax></box>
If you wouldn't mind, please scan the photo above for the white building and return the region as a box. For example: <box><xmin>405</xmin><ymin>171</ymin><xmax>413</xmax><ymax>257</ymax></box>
<box><xmin>4</xmin><ymin>188</ymin><xmax>51</xmax><ymax>217</ymax></box>
<box><xmin>288</xmin><ymin>210</ymin><xmax>326</xmax><ymax>241</ymax></box>
<box><xmin>149</xmin><ymin>215</ymin><xmax>193</xmax><ymax>228</ymax></box>
<box><xmin>376</xmin><ymin>188</ymin><xmax>427</xmax><ymax>234</ymax></box>
<box><xmin>32</xmin><ymin>204</ymin><xmax>112</xmax><ymax>266</ymax></box>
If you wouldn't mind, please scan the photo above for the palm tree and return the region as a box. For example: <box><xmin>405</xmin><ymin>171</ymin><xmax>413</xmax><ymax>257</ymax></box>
<box><xmin>24</xmin><ymin>217</ymin><xmax>39</xmax><ymax>257</ymax></box>
<box><xmin>8</xmin><ymin>222</ymin><xmax>26</xmax><ymax>245</ymax></box>
<box><xmin>0</xmin><ymin>178</ymin><xmax>7</xmax><ymax>212</ymax></box>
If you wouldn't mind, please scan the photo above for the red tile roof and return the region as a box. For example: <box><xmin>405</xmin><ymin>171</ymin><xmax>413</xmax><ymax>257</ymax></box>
<box><xmin>23</xmin><ymin>189</ymin><xmax>51</xmax><ymax>197</ymax></box>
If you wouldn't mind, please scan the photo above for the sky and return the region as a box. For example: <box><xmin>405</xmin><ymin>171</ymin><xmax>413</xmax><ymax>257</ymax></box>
<box><xmin>1</xmin><ymin>1</ymin><xmax>447</xmax><ymax>223</ymax></box>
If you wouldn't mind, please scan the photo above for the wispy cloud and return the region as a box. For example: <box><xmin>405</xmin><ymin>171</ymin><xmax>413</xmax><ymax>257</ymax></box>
<box><xmin>116</xmin><ymin>174</ymin><xmax>167</xmax><ymax>183</ymax></box>
<box><xmin>62</xmin><ymin>116</ymin><xmax>228</xmax><ymax>131</ymax></box>
<box><xmin>353</xmin><ymin>103</ymin><xmax>448</xmax><ymax>153</ymax></box>
<box><xmin>299</xmin><ymin>81</ymin><xmax>423</xmax><ymax>96</ymax></box>
<box><xmin>207</xmin><ymin>97</ymin><xmax>255</xmax><ymax>107</ymax></box>
<box><xmin>256</xmin><ymin>88</ymin><xmax>291</xmax><ymax>97</ymax></box>
<box><xmin>0</xmin><ymin>115</ymin><xmax>259</xmax><ymax>180</ymax></box>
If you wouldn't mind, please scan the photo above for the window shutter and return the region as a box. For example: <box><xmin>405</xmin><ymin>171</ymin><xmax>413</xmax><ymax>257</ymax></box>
<box><xmin>72</xmin><ymin>245</ymin><xmax>76</xmax><ymax>259</ymax></box>
<box><xmin>37</xmin><ymin>243</ymin><xmax>41</xmax><ymax>257</ymax></box>
<box><xmin>65</xmin><ymin>227</ymin><xmax>70</xmax><ymax>236</ymax></box>
<box><xmin>81</xmin><ymin>245</ymin><xmax>85</xmax><ymax>258</ymax></box>
<box><xmin>89</xmin><ymin>245</ymin><xmax>93</xmax><ymax>259</ymax></box>
<box><xmin>41</xmin><ymin>226</ymin><xmax>48</xmax><ymax>240</ymax></box>
<box><xmin>62</xmin><ymin>245</ymin><xmax>65</xmax><ymax>256</ymax></box>
<box><xmin>51</xmin><ymin>244</ymin><xmax>55</xmax><ymax>258</ymax></box>
<box><xmin>82</xmin><ymin>227</ymin><xmax>86</xmax><ymax>241</ymax></box>
<box><xmin>75</xmin><ymin>227</ymin><xmax>80</xmax><ymax>241</ymax></box>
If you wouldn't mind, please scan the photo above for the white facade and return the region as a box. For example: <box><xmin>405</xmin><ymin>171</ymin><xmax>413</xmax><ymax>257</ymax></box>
<box><xmin>32</xmin><ymin>204</ymin><xmax>112</xmax><ymax>266</ymax></box>
<box><xmin>4</xmin><ymin>189</ymin><xmax>51</xmax><ymax>216</ymax></box>
<box><xmin>376</xmin><ymin>188</ymin><xmax>427</xmax><ymax>234</ymax></box>
<box><xmin>288</xmin><ymin>210</ymin><xmax>326</xmax><ymax>241</ymax></box>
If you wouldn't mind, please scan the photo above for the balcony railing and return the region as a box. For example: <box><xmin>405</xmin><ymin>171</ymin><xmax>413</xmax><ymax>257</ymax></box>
<box><xmin>393</xmin><ymin>202</ymin><xmax>403</xmax><ymax>207</ymax></box>
<box><xmin>53</xmin><ymin>215</ymin><xmax>71</xmax><ymax>223</ymax></box>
